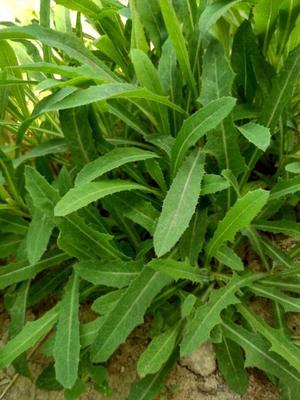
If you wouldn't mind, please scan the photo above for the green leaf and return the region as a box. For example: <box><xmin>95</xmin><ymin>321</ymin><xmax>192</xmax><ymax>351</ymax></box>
<box><xmin>260</xmin><ymin>44</ymin><xmax>300</xmax><ymax>130</ymax></box>
<box><xmin>90</xmin><ymin>268</ymin><xmax>172</xmax><ymax>362</ymax></box>
<box><xmin>154</xmin><ymin>149</ymin><xmax>205</xmax><ymax>257</ymax></box>
<box><xmin>145</xmin><ymin>159</ymin><xmax>167</xmax><ymax>193</ymax></box>
<box><xmin>0</xmin><ymin>305</ymin><xmax>59</xmax><ymax>368</ymax></box>
<box><xmin>201</xmin><ymin>174</ymin><xmax>230</xmax><ymax>196</ymax></box>
<box><xmin>198</xmin><ymin>0</ymin><xmax>242</xmax><ymax>34</ymax></box>
<box><xmin>179</xmin><ymin>208</ymin><xmax>208</xmax><ymax>265</ymax></box>
<box><xmin>25</xmin><ymin>167</ymin><xmax>124</xmax><ymax>260</ymax></box>
<box><xmin>74</xmin><ymin>260</ymin><xmax>142</xmax><ymax>289</ymax></box>
<box><xmin>285</xmin><ymin>162</ymin><xmax>300</xmax><ymax>173</ymax></box>
<box><xmin>206</xmin><ymin>189</ymin><xmax>269</xmax><ymax>260</ymax></box>
<box><xmin>59</xmin><ymin>107</ymin><xmax>97</xmax><ymax>168</ymax></box>
<box><xmin>250</xmin><ymin>284</ymin><xmax>300</xmax><ymax>313</ymax></box>
<box><xmin>149</xmin><ymin>259</ymin><xmax>209</xmax><ymax>284</ymax></box>
<box><xmin>25</xmin><ymin>166</ymin><xmax>60</xmax><ymax>218</ymax></box>
<box><xmin>137</xmin><ymin>323</ymin><xmax>180</xmax><ymax>377</ymax></box>
<box><xmin>270</xmin><ymin>176</ymin><xmax>300</xmax><ymax>201</ymax></box>
<box><xmin>214</xmin><ymin>336</ymin><xmax>248</xmax><ymax>395</ymax></box>
<box><xmin>13</xmin><ymin>139</ymin><xmax>67</xmax><ymax>168</ymax></box>
<box><xmin>38</xmin><ymin>83</ymin><xmax>183</xmax><ymax>113</ymax></box>
<box><xmin>253</xmin><ymin>0</ymin><xmax>284</xmax><ymax>50</ymax></box>
<box><xmin>113</xmin><ymin>193</ymin><xmax>159</xmax><ymax>235</ymax></box>
<box><xmin>231</xmin><ymin>20</ymin><xmax>260</xmax><ymax>103</ymax></box>
<box><xmin>0</xmin><ymin>234</ymin><xmax>23</xmax><ymax>258</ymax></box>
<box><xmin>131</xmin><ymin>48</ymin><xmax>169</xmax><ymax>134</ymax></box>
<box><xmin>128</xmin><ymin>349</ymin><xmax>178</xmax><ymax>400</ymax></box>
<box><xmin>199</xmin><ymin>39</ymin><xmax>245</xmax><ymax>176</ymax></box>
<box><xmin>36</xmin><ymin>363</ymin><xmax>63</xmax><ymax>391</ymax></box>
<box><xmin>26</xmin><ymin>208</ymin><xmax>54</xmax><ymax>264</ymax></box>
<box><xmin>0</xmin><ymin>212</ymin><xmax>28</xmax><ymax>235</ymax></box>
<box><xmin>0</xmin><ymin>40</ymin><xmax>28</xmax><ymax>117</ymax></box>
<box><xmin>7</xmin><ymin>280</ymin><xmax>31</xmax><ymax>377</ymax></box>
<box><xmin>0</xmin><ymin>251</ymin><xmax>69</xmax><ymax>290</ymax></box>
<box><xmin>64</xmin><ymin>379</ymin><xmax>86</xmax><ymax>400</ymax></box>
<box><xmin>199</xmin><ymin>40</ymin><xmax>235</xmax><ymax>105</ymax></box>
<box><xmin>180</xmin><ymin>273</ymin><xmax>260</xmax><ymax>357</ymax></box>
<box><xmin>75</xmin><ymin>147</ymin><xmax>159</xmax><ymax>186</ymax></box>
<box><xmin>55</xmin><ymin>180</ymin><xmax>150</xmax><ymax>216</ymax></box>
<box><xmin>135</xmin><ymin>0</ymin><xmax>164</xmax><ymax>51</ymax></box>
<box><xmin>216</xmin><ymin>244</ymin><xmax>244</xmax><ymax>271</ymax></box>
<box><xmin>222</xmin><ymin>319</ymin><xmax>300</xmax><ymax>396</ymax></box>
<box><xmin>237</xmin><ymin>122</ymin><xmax>271</xmax><ymax>151</ymax></box>
<box><xmin>181</xmin><ymin>294</ymin><xmax>197</xmax><ymax>319</ymax></box>
<box><xmin>130</xmin><ymin>0</ymin><xmax>149</xmax><ymax>54</ymax></box>
<box><xmin>57</xmin><ymin>215</ymin><xmax>124</xmax><ymax>260</ymax></box>
<box><xmin>238</xmin><ymin>304</ymin><xmax>300</xmax><ymax>374</ymax></box>
<box><xmin>159</xmin><ymin>0</ymin><xmax>196</xmax><ymax>95</ymax></box>
<box><xmin>54</xmin><ymin>273</ymin><xmax>80</xmax><ymax>389</ymax></box>
<box><xmin>158</xmin><ymin>38</ymin><xmax>183</xmax><ymax>132</ymax></box>
<box><xmin>171</xmin><ymin>97</ymin><xmax>236</xmax><ymax>175</ymax></box>
<box><xmin>253</xmin><ymin>220</ymin><xmax>300</xmax><ymax>241</ymax></box>
<box><xmin>257</xmin><ymin>235</ymin><xmax>296</xmax><ymax>270</ymax></box>
<box><xmin>92</xmin><ymin>289</ymin><xmax>127</xmax><ymax>315</ymax></box>
<box><xmin>0</xmin><ymin>24</ymin><xmax>116</xmax><ymax>82</ymax></box>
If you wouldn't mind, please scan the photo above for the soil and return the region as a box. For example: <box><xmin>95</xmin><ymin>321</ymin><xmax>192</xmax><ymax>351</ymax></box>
<box><xmin>2</xmin><ymin>240</ymin><xmax>297</xmax><ymax>400</ymax></box>
<box><xmin>0</xmin><ymin>311</ymin><xmax>279</xmax><ymax>400</ymax></box>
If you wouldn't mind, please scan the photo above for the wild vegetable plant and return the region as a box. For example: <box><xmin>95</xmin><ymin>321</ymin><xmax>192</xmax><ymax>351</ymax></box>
<box><xmin>0</xmin><ymin>0</ymin><xmax>300</xmax><ymax>398</ymax></box>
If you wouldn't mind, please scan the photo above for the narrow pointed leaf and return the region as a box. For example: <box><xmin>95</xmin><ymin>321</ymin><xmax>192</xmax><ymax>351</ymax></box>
<box><xmin>26</xmin><ymin>208</ymin><xmax>54</xmax><ymax>264</ymax></box>
<box><xmin>237</xmin><ymin>122</ymin><xmax>271</xmax><ymax>151</ymax></box>
<box><xmin>75</xmin><ymin>147</ymin><xmax>158</xmax><ymax>186</ymax></box>
<box><xmin>222</xmin><ymin>320</ymin><xmax>300</xmax><ymax>396</ymax></box>
<box><xmin>128</xmin><ymin>350</ymin><xmax>178</xmax><ymax>400</ymax></box>
<box><xmin>59</xmin><ymin>107</ymin><xmax>97</xmax><ymax>168</ymax></box>
<box><xmin>238</xmin><ymin>305</ymin><xmax>300</xmax><ymax>374</ymax></box>
<box><xmin>199</xmin><ymin>39</ymin><xmax>245</xmax><ymax>176</ymax></box>
<box><xmin>179</xmin><ymin>208</ymin><xmax>208</xmax><ymax>265</ymax></box>
<box><xmin>216</xmin><ymin>245</ymin><xmax>244</xmax><ymax>271</ymax></box>
<box><xmin>92</xmin><ymin>289</ymin><xmax>127</xmax><ymax>315</ymax></box>
<box><xmin>39</xmin><ymin>83</ymin><xmax>183</xmax><ymax>113</ymax></box>
<box><xmin>154</xmin><ymin>149</ymin><xmax>205</xmax><ymax>257</ymax></box>
<box><xmin>55</xmin><ymin>180</ymin><xmax>150</xmax><ymax>216</ymax></box>
<box><xmin>159</xmin><ymin>0</ymin><xmax>196</xmax><ymax>94</ymax></box>
<box><xmin>0</xmin><ymin>251</ymin><xmax>69</xmax><ymax>290</ymax></box>
<box><xmin>201</xmin><ymin>174</ymin><xmax>230</xmax><ymax>196</ymax></box>
<box><xmin>54</xmin><ymin>273</ymin><xmax>80</xmax><ymax>389</ymax></box>
<box><xmin>113</xmin><ymin>193</ymin><xmax>159</xmax><ymax>235</ymax></box>
<box><xmin>206</xmin><ymin>189</ymin><xmax>269</xmax><ymax>260</ymax></box>
<box><xmin>0</xmin><ymin>306</ymin><xmax>59</xmax><ymax>368</ymax></box>
<box><xmin>0</xmin><ymin>24</ymin><xmax>116</xmax><ymax>81</ymax></box>
<box><xmin>90</xmin><ymin>268</ymin><xmax>172</xmax><ymax>363</ymax></box>
<box><xmin>57</xmin><ymin>215</ymin><xmax>124</xmax><ymax>260</ymax></box>
<box><xmin>74</xmin><ymin>260</ymin><xmax>142</xmax><ymax>289</ymax></box>
<box><xmin>214</xmin><ymin>336</ymin><xmax>248</xmax><ymax>395</ymax></box>
<box><xmin>25</xmin><ymin>166</ymin><xmax>60</xmax><ymax>217</ymax></box>
<box><xmin>171</xmin><ymin>97</ymin><xmax>236</xmax><ymax>175</ymax></box>
<box><xmin>0</xmin><ymin>213</ymin><xmax>28</xmax><ymax>235</ymax></box>
<box><xmin>180</xmin><ymin>273</ymin><xmax>260</xmax><ymax>357</ymax></box>
<box><xmin>137</xmin><ymin>324</ymin><xmax>180</xmax><ymax>377</ymax></box>
<box><xmin>260</xmin><ymin>45</ymin><xmax>300</xmax><ymax>130</ymax></box>
<box><xmin>149</xmin><ymin>259</ymin><xmax>209</xmax><ymax>284</ymax></box>
<box><xmin>285</xmin><ymin>162</ymin><xmax>300</xmax><ymax>173</ymax></box>
<box><xmin>253</xmin><ymin>220</ymin><xmax>300</xmax><ymax>241</ymax></box>
<box><xmin>250</xmin><ymin>285</ymin><xmax>300</xmax><ymax>313</ymax></box>
<box><xmin>270</xmin><ymin>176</ymin><xmax>300</xmax><ymax>201</ymax></box>
<box><xmin>198</xmin><ymin>0</ymin><xmax>241</xmax><ymax>34</ymax></box>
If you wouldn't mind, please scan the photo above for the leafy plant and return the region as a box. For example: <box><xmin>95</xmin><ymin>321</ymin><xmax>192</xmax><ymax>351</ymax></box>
<box><xmin>0</xmin><ymin>0</ymin><xmax>300</xmax><ymax>398</ymax></box>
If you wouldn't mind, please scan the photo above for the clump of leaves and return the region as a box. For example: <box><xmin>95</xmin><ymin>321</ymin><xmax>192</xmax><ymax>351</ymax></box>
<box><xmin>0</xmin><ymin>0</ymin><xmax>300</xmax><ymax>398</ymax></box>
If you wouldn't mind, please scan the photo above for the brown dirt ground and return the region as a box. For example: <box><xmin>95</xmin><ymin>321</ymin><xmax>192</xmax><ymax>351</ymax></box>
<box><xmin>0</xmin><ymin>312</ymin><xmax>279</xmax><ymax>400</ymax></box>
<box><xmin>2</xmin><ymin>240</ymin><xmax>297</xmax><ymax>400</ymax></box>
